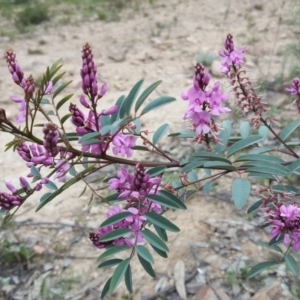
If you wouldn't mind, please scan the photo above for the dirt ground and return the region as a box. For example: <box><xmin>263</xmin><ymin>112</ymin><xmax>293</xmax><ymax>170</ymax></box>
<box><xmin>0</xmin><ymin>0</ymin><xmax>299</xmax><ymax>299</ymax></box>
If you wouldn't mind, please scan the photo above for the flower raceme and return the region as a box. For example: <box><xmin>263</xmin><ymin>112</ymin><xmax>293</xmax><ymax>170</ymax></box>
<box><xmin>181</xmin><ymin>63</ymin><xmax>230</xmax><ymax>147</ymax></box>
<box><xmin>89</xmin><ymin>163</ymin><xmax>162</xmax><ymax>249</ymax></box>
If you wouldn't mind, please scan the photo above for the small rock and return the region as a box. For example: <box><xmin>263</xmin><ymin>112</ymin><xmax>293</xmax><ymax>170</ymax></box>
<box><xmin>61</xmin><ymin>258</ymin><xmax>72</xmax><ymax>269</ymax></box>
<box><xmin>33</xmin><ymin>245</ymin><xmax>46</xmax><ymax>255</ymax></box>
<box><xmin>43</xmin><ymin>262</ymin><xmax>54</xmax><ymax>272</ymax></box>
<box><xmin>1</xmin><ymin>284</ymin><xmax>15</xmax><ymax>294</ymax></box>
<box><xmin>195</xmin><ymin>269</ymin><xmax>206</xmax><ymax>286</ymax></box>
<box><xmin>174</xmin><ymin>260</ymin><xmax>187</xmax><ymax>300</ymax></box>
<box><xmin>108</xmin><ymin>47</ymin><xmax>128</xmax><ymax>62</ymax></box>
<box><xmin>11</xmin><ymin>276</ymin><xmax>19</xmax><ymax>284</ymax></box>
<box><xmin>194</xmin><ymin>285</ymin><xmax>231</xmax><ymax>300</ymax></box>
<box><xmin>211</xmin><ymin>60</ymin><xmax>223</xmax><ymax>78</ymax></box>
<box><xmin>186</xmin><ymin>282</ymin><xmax>203</xmax><ymax>294</ymax></box>
<box><xmin>154</xmin><ymin>276</ymin><xmax>169</xmax><ymax>293</ymax></box>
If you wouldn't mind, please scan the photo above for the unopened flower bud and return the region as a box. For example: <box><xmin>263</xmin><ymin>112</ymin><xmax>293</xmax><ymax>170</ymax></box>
<box><xmin>102</xmin><ymin>105</ymin><xmax>118</xmax><ymax>116</ymax></box>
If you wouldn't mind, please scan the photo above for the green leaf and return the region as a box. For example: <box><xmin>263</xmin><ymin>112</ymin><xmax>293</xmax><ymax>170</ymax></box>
<box><xmin>45</xmin><ymin>181</ymin><xmax>58</xmax><ymax>191</ymax></box>
<box><xmin>235</xmin><ymin>154</ymin><xmax>284</xmax><ymax>163</ymax></box>
<box><xmin>80</xmin><ymin>132</ymin><xmax>102</xmax><ymax>142</ymax></box>
<box><xmin>288</xmin><ymin>158</ymin><xmax>300</xmax><ymax>174</ymax></box>
<box><xmin>279</xmin><ymin>119</ymin><xmax>300</xmax><ymax>141</ymax></box>
<box><xmin>30</xmin><ymin>166</ymin><xmax>41</xmax><ymax>178</ymax></box>
<box><xmin>269</xmin><ymin>234</ymin><xmax>284</xmax><ymax>246</ymax></box>
<box><xmin>159</xmin><ymin>190</ymin><xmax>187</xmax><ymax>210</ymax></box>
<box><xmin>192</xmin><ymin>151</ymin><xmax>231</xmax><ymax>163</ymax></box>
<box><xmin>100</xmin><ymin>228</ymin><xmax>131</xmax><ymax>242</ymax></box>
<box><xmin>140</xmin><ymin>96</ymin><xmax>176</xmax><ymax>115</ymax></box>
<box><xmin>98</xmin><ymin>259</ymin><xmax>123</xmax><ymax>269</ymax></box>
<box><xmin>153</xmin><ymin>224</ymin><xmax>168</xmax><ymax>242</ymax></box>
<box><xmin>56</xmin><ymin>94</ymin><xmax>73</xmax><ymax>110</ymax></box>
<box><xmin>111</xmin><ymin>115</ymin><xmax>133</xmax><ymax>134</ymax></box>
<box><xmin>256</xmin><ymin>241</ymin><xmax>282</xmax><ymax>253</ymax></box>
<box><xmin>146</xmin><ymin>166</ymin><xmax>166</xmax><ymax>177</ymax></box>
<box><xmin>104</xmin><ymin>193</ymin><xmax>121</xmax><ymax>203</ymax></box>
<box><xmin>181</xmin><ymin>161</ymin><xmax>204</xmax><ymax>174</ymax></box>
<box><xmin>147</xmin><ymin>193</ymin><xmax>186</xmax><ymax>210</ymax></box>
<box><xmin>240</xmin><ymin>121</ymin><xmax>250</xmax><ymax>138</ymax></box>
<box><xmin>40</xmin><ymin>192</ymin><xmax>52</xmax><ymax>203</ymax></box>
<box><xmin>125</xmin><ymin>264</ymin><xmax>133</xmax><ymax>293</ymax></box>
<box><xmin>111</xmin><ymin>95</ymin><xmax>125</xmax><ymax>123</ymax></box>
<box><xmin>232</xmin><ymin>178</ymin><xmax>251</xmax><ymax>210</ymax></box>
<box><xmin>52</xmin><ymin>71</ymin><xmax>65</xmax><ymax>85</ymax></box>
<box><xmin>258</xmin><ymin>125</ymin><xmax>269</xmax><ymax>140</ymax></box>
<box><xmin>131</xmin><ymin>145</ymin><xmax>149</xmax><ymax>151</ymax></box>
<box><xmin>40</xmin><ymin>98</ymin><xmax>51</xmax><ymax>104</ymax></box>
<box><xmin>248</xmin><ymin>172</ymin><xmax>276</xmax><ymax>180</ymax></box>
<box><xmin>149</xmin><ymin>244</ymin><xmax>168</xmax><ymax>258</ymax></box>
<box><xmin>285</xmin><ymin>255</ymin><xmax>299</xmax><ymax>276</ymax></box>
<box><xmin>137</xmin><ymin>254</ymin><xmax>156</xmax><ymax>278</ymax></box>
<box><xmin>216</xmin><ymin>120</ymin><xmax>232</xmax><ymax>153</ymax></box>
<box><xmin>109</xmin><ymin>258</ymin><xmax>130</xmax><ymax>294</ymax></box>
<box><xmin>227</xmin><ymin>135</ymin><xmax>263</xmax><ymax>157</ymax></box>
<box><xmin>203</xmin><ymin>182</ymin><xmax>212</xmax><ymax>194</ymax></box>
<box><xmin>61</xmin><ymin>113</ymin><xmax>72</xmax><ymax>124</ymax></box>
<box><xmin>153</xmin><ymin>123</ymin><xmax>170</xmax><ymax>145</ymax></box>
<box><xmin>246</xmin><ymin>165</ymin><xmax>288</xmax><ymax>176</ymax></box>
<box><xmin>203</xmin><ymin>161</ymin><xmax>236</xmax><ymax>171</ymax></box>
<box><xmin>98</xmin><ymin>245</ymin><xmax>129</xmax><ymax>261</ymax></box>
<box><xmin>247</xmin><ymin>199</ymin><xmax>263</xmax><ymax>214</ymax></box>
<box><xmin>100</xmin><ymin>212</ymin><xmax>133</xmax><ymax>227</ymax></box>
<box><xmin>101</xmin><ymin>277</ymin><xmax>111</xmax><ymax>299</ymax></box>
<box><xmin>120</xmin><ymin>79</ymin><xmax>143</xmax><ymax>118</ymax></box>
<box><xmin>53</xmin><ymin>80</ymin><xmax>72</xmax><ymax>99</ymax></box>
<box><xmin>142</xmin><ymin>230</ymin><xmax>169</xmax><ymax>252</ymax></box>
<box><xmin>145</xmin><ymin>212</ymin><xmax>180</xmax><ymax>232</ymax></box>
<box><xmin>135</xmin><ymin>80</ymin><xmax>162</xmax><ymax>113</ymax></box>
<box><xmin>136</xmin><ymin>245</ymin><xmax>154</xmax><ymax>263</ymax></box>
<box><xmin>272</xmin><ymin>185</ymin><xmax>300</xmax><ymax>195</ymax></box>
<box><xmin>247</xmin><ymin>261</ymin><xmax>279</xmax><ymax>278</ymax></box>
<box><xmin>47</xmin><ymin>110</ymin><xmax>55</xmax><ymax>115</ymax></box>
<box><xmin>249</xmin><ymin>146</ymin><xmax>273</xmax><ymax>154</ymax></box>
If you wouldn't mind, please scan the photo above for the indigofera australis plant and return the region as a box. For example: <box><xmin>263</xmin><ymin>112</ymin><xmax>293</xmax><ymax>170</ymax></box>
<box><xmin>1</xmin><ymin>34</ymin><xmax>300</xmax><ymax>297</ymax></box>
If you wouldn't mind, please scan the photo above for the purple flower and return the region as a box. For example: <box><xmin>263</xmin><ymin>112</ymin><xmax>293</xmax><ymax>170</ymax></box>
<box><xmin>102</xmin><ymin>105</ymin><xmax>118</xmax><ymax>116</ymax></box>
<box><xmin>0</xmin><ymin>192</ymin><xmax>22</xmax><ymax>210</ymax></box>
<box><xmin>5</xmin><ymin>49</ymin><xmax>26</xmax><ymax>87</ymax></box>
<box><xmin>219</xmin><ymin>34</ymin><xmax>246</xmax><ymax>77</ymax></box>
<box><xmin>112</xmin><ymin>134</ymin><xmax>136</xmax><ymax>157</ymax></box>
<box><xmin>11</xmin><ymin>96</ymin><xmax>26</xmax><ymax>124</ymax></box>
<box><xmin>268</xmin><ymin>204</ymin><xmax>300</xmax><ymax>252</ymax></box>
<box><xmin>193</xmin><ymin>111</ymin><xmax>211</xmax><ymax>134</ymax></box>
<box><xmin>54</xmin><ymin>160</ymin><xmax>70</xmax><ymax>182</ymax></box>
<box><xmin>43</xmin><ymin>123</ymin><xmax>59</xmax><ymax>157</ymax></box>
<box><xmin>286</xmin><ymin>78</ymin><xmax>300</xmax><ymax>95</ymax></box>
<box><xmin>99</xmin><ymin>82</ymin><xmax>107</xmax><ymax>98</ymax></box>
<box><xmin>44</xmin><ymin>81</ymin><xmax>53</xmax><ymax>95</ymax></box>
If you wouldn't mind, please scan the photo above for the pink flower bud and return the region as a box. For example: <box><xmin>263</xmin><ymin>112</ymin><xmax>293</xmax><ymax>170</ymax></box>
<box><xmin>102</xmin><ymin>105</ymin><xmax>118</xmax><ymax>116</ymax></box>
<box><xmin>99</xmin><ymin>83</ymin><xmax>107</xmax><ymax>97</ymax></box>
<box><xmin>79</xmin><ymin>95</ymin><xmax>90</xmax><ymax>108</ymax></box>
<box><xmin>19</xmin><ymin>177</ymin><xmax>28</xmax><ymax>189</ymax></box>
<box><xmin>5</xmin><ymin>182</ymin><xmax>17</xmax><ymax>194</ymax></box>
<box><xmin>44</xmin><ymin>81</ymin><xmax>53</xmax><ymax>94</ymax></box>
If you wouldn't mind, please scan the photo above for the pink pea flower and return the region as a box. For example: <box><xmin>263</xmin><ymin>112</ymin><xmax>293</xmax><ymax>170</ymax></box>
<box><xmin>112</xmin><ymin>134</ymin><xmax>136</xmax><ymax>158</ymax></box>
<box><xmin>11</xmin><ymin>96</ymin><xmax>26</xmax><ymax>124</ymax></box>
<box><xmin>54</xmin><ymin>160</ymin><xmax>70</xmax><ymax>182</ymax></box>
